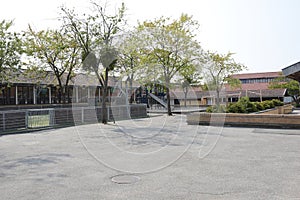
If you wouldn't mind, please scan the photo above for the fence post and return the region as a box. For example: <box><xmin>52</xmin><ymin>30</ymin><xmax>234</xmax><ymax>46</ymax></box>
<box><xmin>25</xmin><ymin>111</ymin><xmax>28</xmax><ymax>129</ymax></box>
<box><xmin>49</xmin><ymin>109</ymin><xmax>55</xmax><ymax>127</ymax></box>
<box><xmin>81</xmin><ymin>107</ymin><xmax>84</xmax><ymax>123</ymax></box>
<box><xmin>2</xmin><ymin>113</ymin><xmax>5</xmax><ymax>131</ymax></box>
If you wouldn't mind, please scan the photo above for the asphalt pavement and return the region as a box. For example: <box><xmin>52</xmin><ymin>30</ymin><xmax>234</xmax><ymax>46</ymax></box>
<box><xmin>1</xmin><ymin>114</ymin><xmax>300</xmax><ymax>200</ymax></box>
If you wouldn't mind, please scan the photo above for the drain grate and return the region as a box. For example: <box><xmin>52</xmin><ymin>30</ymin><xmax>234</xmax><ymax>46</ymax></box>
<box><xmin>111</xmin><ymin>174</ymin><xmax>140</xmax><ymax>184</ymax></box>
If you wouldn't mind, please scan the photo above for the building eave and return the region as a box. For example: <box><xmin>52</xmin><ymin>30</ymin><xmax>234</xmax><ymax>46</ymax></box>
<box><xmin>282</xmin><ymin>61</ymin><xmax>300</xmax><ymax>81</ymax></box>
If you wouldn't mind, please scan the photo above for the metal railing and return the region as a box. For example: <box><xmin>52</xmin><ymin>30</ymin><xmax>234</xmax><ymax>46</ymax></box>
<box><xmin>0</xmin><ymin>104</ymin><xmax>147</xmax><ymax>134</ymax></box>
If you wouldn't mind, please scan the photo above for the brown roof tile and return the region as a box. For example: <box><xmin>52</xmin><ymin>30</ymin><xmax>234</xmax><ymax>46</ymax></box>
<box><xmin>225</xmin><ymin>82</ymin><xmax>271</xmax><ymax>91</ymax></box>
<box><xmin>231</xmin><ymin>71</ymin><xmax>282</xmax><ymax>79</ymax></box>
<box><xmin>170</xmin><ymin>88</ymin><xmax>287</xmax><ymax>99</ymax></box>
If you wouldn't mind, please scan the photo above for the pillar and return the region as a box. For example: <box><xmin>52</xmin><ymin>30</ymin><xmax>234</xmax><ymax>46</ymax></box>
<box><xmin>33</xmin><ymin>86</ymin><xmax>37</xmax><ymax>105</ymax></box>
<box><xmin>49</xmin><ymin>87</ymin><xmax>52</xmax><ymax>104</ymax></box>
<box><xmin>75</xmin><ymin>86</ymin><xmax>79</xmax><ymax>103</ymax></box>
<box><xmin>15</xmin><ymin>86</ymin><xmax>18</xmax><ymax>105</ymax></box>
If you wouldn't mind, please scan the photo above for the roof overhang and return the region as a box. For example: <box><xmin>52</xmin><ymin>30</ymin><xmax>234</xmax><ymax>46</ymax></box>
<box><xmin>282</xmin><ymin>62</ymin><xmax>300</xmax><ymax>81</ymax></box>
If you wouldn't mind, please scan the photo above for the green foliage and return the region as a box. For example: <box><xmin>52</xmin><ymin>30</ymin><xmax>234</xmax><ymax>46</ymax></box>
<box><xmin>253</xmin><ymin>102</ymin><xmax>265</xmax><ymax>111</ymax></box>
<box><xmin>116</xmin><ymin>30</ymin><xmax>144</xmax><ymax>88</ymax></box>
<box><xmin>137</xmin><ymin>14</ymin><xmax>202</xmax><ymax>115</ymax></box>
<box><xmin>269</xmin><ymin>75</ymin><xmax>300</xmax><ymax>105</ymax></box>
<box><xmin>61</xmin><ymin>1</ymin><xmax>126</xmax><ymax>124</ymax></box>
<box><xmin>208</xmin><ymin>96</ymin><xmax>267</xmax><ymax>114</ymax></box>
<box><xmin>225</xmin><ymin>98</ymin><xmax>284</xmax><ymax>113</ymax></box>
<box><xmin>206</xmin><ymin>104</ymin><xmax>226</xmax><ymax>113</ymax></box>
<box><xmin>203</xmin><ymin>51</ymin><xmax>247</xmax><ymax>109</ymax></box>
<box><xmin>261</xmin><ymin>100</ymin><xmax>275</xmax><ymax>110</ymax></box>
<box><xmin>272</xmin><ymin>99</ymin><xmax>284</xmax><ymax>106</ymax></box>
<box><xmin>24</xmin><ymin>27</ymin><xmax>80</xmax><ymax>102</ymax></box>
<box><xmin>226</xmin><ymin>102</ymin><xmax>246</xmax><ymax>113</ymax></box>
<box><xmin>0</xmin><ymin>20</ymin><xmax>23</xmax><ymax>83</ymax></box>
<box><xmin>260</xmin><ymin>101</ymin><xmax>270</xmax><ymax>110</ymax></box>
<box><xmin>226</xmin><ymin>97</ymin><xmax>258</xmax><ymax>113</ymax></box>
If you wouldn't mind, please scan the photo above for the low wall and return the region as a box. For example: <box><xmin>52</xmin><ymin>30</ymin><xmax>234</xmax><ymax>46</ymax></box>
<box><xmin>257</xmin><ymin>104</ymin><xmax>293</xmax><ymax>115</ymax></box>
<box><xmin>187</xmin><ymin>112</ymin><xmax>300</xmax><ymax>129</ymax></box>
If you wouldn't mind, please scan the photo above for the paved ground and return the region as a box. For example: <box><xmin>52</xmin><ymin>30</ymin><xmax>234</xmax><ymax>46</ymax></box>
<box><xmin>1</xmin><ymin>114</ymin><xmax>300</xmax><ymax>200</ymax></box>
<box><xmin>292</xmin><ymin>109</ymin><xmax>300</xmax><ymax>115</ymax></box>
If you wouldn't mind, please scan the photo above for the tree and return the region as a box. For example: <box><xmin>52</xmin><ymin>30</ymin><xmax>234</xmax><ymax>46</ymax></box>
<box><xmin>0</xmin><ymin>20</ymin><xmax>23</xmax><ymax>84</ymax></box>
<box><xmin>203</xmin><ymin>52</ymin><xmax>246</xmax><ymax>112</ymax></box>
<box><xmin>138</xmin><ymin>14</ymin><xmax>202</xmax><ymax>115</ymax></box>
<box><xmin>180</xmin><ymin>68</ymin><xmax>202</xmax><ymax>107</ymax></box>
<box><xmin>25</xmin><ymin>26</ymin><xmax>80</xmax><ymax>103</ymax></box>
<box><xmin>116</xmin><ymin>30</ymin><xmax>144</xmax><ymax>103</ymax></box>
<box><xmin>61</xmin><ymin>1</ymin><xmax>125</xmax><ymax>124</ymax></box>
<box><xmin>269</xmin><ymin>75</ymin><xmax>300</xmax><ymax>106</ymax></box>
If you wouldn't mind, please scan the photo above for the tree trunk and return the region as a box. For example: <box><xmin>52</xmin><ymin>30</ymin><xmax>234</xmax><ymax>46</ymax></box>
<box><xmin>184</xmin><ymin>92</ymin><xmax>187</xmax><ymax>107</ymax></box>
<box><xmin>101</xmin><ymin>68</ymin><xmax>109</xmax><ymax>124</ymax></box>
<box><xmin>166</xmin><ymin>87</ymin><xmax>172</xmax><ymax>116</ymax></box>
<box><xmin>56</xmin><ymin>76</ymin><xmax>64</xmax><ymax>104</ymax></box>
<box><xmin>62</xmin><ymin>86</ymin><xmax>66</xmax><ymax>104</ymax></box>
<box><xmin>216</xmin><ymin>89</ymin><xmax>221</xmax><ymax>112</ymax></box>
<box><xmin>129</xmin><ymin>76</ymin><xmax>133</xmax><ymax>104</ymax></box>
<box><xmin>184</xmin><ymin>88</ymin><xmax>188</xmax><ymax>107</ymax></box>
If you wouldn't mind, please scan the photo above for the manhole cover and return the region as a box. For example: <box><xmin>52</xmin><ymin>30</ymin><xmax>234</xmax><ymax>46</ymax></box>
<box><xmin>111</xmin><ymin>174</ymin><xmax>140</xmax><ymax>184</ymax></box>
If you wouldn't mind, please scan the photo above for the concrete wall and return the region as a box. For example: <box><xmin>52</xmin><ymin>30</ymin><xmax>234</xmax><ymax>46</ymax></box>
<box><xmin>258</xmin><ymin>104</ymin><xmax>293</xmax><ymax>115</ymax></box>
<box><xmin>187</xmin><ymin>112</ymin><xmax>300</xmax><ymax>129</ymax></box>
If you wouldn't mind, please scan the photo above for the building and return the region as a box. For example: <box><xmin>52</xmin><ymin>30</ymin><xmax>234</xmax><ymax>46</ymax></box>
<box><xmin>225</xmin><ymin>71</ymin><xmax>287</xmax><ymax>102</ymax></box>
<box><xmin>170</xmin><ymin>71</ymin><xmax>288</xmax><ymax>107</ymax></box>
<box><xmin>282</xmin><ymin>61</ymin><xmax>300</xmax><ymax>82</ymax></box>
<box><xmin>0</xmin><ymin>72</ymin><xmax>121</xmax><ymax>106</ymax></box>
<box><xmin>0</xmin><ymin>70</ymin><xmax>290</xmax><ymax>107</ymax></box>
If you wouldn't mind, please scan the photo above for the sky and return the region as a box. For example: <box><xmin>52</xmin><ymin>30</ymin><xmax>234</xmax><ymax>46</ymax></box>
<box><xmin>1</xmin><ymin>0</ymin><xmax>300</xmax><ymax>73</ymax></box>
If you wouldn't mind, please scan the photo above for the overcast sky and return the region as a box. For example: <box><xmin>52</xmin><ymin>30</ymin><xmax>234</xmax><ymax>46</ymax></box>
<box><xmin>1</xmin><ymin>0</ymin><xmax>300</xmax><ymax>73</ymax></box>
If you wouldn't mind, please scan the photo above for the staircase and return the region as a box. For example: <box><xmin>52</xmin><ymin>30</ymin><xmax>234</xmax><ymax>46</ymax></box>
<box><xmin>148</xmin><ymin>93</ymin><xmax>167</xmax><ymax>109</ymax></box>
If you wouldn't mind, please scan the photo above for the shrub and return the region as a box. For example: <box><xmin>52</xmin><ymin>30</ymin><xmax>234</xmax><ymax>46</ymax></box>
<box><xmin>261</xmin><ymin>101</ymin><xmax>272</xmax><ymax>110</ymax></box>
<box><xmin>227</xmin><ymin>102</ymin><xmax>246</xmax><ymax>113</ymax></box>
<box><xmin>206</xmin><ymin>106</ymin><xmax>213</xmax><ymax>113</ymax></box>
<box><xmin>271</xmin><ymin>99</ymin><xmax>284</xmax><ymax>106</ymax></box>
<box><xmin>254</xmin><ymin>102</ymin><xmax>265</xmax><ymax>111</ymax></box>
<box><xmin>246</xmin><ymin>101</ymin><xmax>258</xmax><ymax>113</ymax></box>
<box><xmin>206</xmin><ymin>105</ymin><xmax>226</xmax><ymax>113</ymax></box>
<box><xmin>209</xmin><ymin>98</ymin><xmax>284</xmax><ymax>114</ymax></box>
<box><xmin>238</xmin><ymin>97</ymin><xmax>258</xmax><ymax>113</ymax></box>
<box><xmin>227</xmin><ymin>97</ymin><xmax>258</xmax><ymax>113</ymax></box>
<box><xmin>266</xmin><ymin>100</ymin><xmax>275</xmax><ymax>109</ymax></box>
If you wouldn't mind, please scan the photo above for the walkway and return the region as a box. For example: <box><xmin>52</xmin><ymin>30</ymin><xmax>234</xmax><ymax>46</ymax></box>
<box><xmin>292</xmin><ymin>108</ymin><xmax>300</xmax><ymax>115</ymax></box>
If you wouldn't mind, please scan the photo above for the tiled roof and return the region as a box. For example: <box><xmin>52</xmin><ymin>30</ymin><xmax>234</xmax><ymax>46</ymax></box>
<box><xmin>225</xmin><ymin>82</ymin><xmax>271</xmax><ymax>91</ymax></box>
<box><xmin>170</xmin><ymin>91</ymin><xmax>201</xmax><ymax>100</ymax></box>
<box><xmin>71</xmin><ymin>73</ymin><xmax>118</xmax><ymax>86</ymax></box>
<box><xmin>225</xmin><ymin>89</ymin><xmax>287</xmax><ymax>98</ymax></box>
<box><xmin>172</xmin><ymin>86</ymin><xmax>203</xmax><ymax>92</ymax></box>
<box><xmin>170</xmin><ymin>88</ymin><xmax>287</xmax><ymax>99</ymax></box>
<box><xmin>2</xmin><ymin>72</ymin><xmax>119</xmax><ymax>87</ymax></box>
<box><xmin>231</xmin><ymin>71</ymin><xmax>282</xmax><ymax>79</ymax></box>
